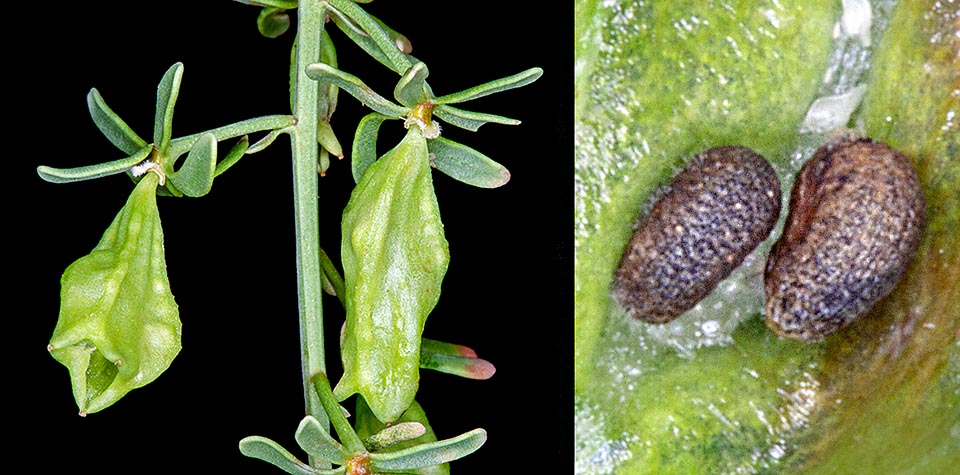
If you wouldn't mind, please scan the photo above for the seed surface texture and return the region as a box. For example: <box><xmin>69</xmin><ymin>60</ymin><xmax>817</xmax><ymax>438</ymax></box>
<box><xmin>615</xmin><ymin>146</ymin><xmax>782</xmax><ymax>324</ymax></box>
<box><xmin>764</xmin><ymin>138</ymin><xmax>925</xmax><ymax>341</ymax></box>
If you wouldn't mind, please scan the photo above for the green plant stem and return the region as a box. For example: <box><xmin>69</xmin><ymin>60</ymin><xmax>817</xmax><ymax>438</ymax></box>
<box><xmin>167</xmin><ymin>114</ymin><xmax>294</xmax><ymax>157</ymax></box>
<box><xmin>292</xmin><ymin>0</ymin><xmax>329</xmax><ymax>461</ymax></box>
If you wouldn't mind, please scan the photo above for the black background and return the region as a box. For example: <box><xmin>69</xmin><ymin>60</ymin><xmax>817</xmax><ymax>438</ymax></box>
<box><xmin>11</xmin><ymin>2</ymin><xmax>570</xmax><ymax>473</ymax></box>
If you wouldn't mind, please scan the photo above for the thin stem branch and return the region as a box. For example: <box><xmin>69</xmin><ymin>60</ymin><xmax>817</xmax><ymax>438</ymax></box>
<box><xmin>292</xmin><ymin>0</ymin><xmax>329</xmax><ymax>465</ymax></box>
<box><xmin>167</xmin><ymin>114</ymin><xmax>294</xmax><ymax>157</ymax></box>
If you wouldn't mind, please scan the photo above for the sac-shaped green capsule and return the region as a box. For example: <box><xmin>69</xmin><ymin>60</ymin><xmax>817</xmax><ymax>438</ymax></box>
<box><xmin>47</xmin><ymin>172</ymin><xmax>181</xmax><ymax>415</ymax></box>
<box><xmin>336</xmin><ymin>126</ymin><xmax>449</xmax><ymax>423</ymax></box>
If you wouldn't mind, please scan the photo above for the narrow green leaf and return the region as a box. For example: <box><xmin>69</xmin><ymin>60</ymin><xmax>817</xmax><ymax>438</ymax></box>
<box><xmin>214</xmin><ymin>136</ymin><xmax>250</xmax><ymax>177</ymax></box>
<box><xmin>154</xmin><ymin>62</ymin><xmax>184</xmax><ymax>152</ymax></box>
<box><xmin>328</xmin><ymin>10</ymin><xmax>402</xmax><ymax>74</ymax></box>
<box><xmin>420</xmin><ymin>338</ymin><xmax>477</xmax><ymax>358</ymax></box>
<box><xmin>239</xmin><ymin>436</ymin><xmax>335</xmax><ymax>475</ymax></box>
<box><xmin>335</xmin><ymin>127</ymin><xmax>449</xmax><ymax>423</ymax></box>
<box><xmin>433</xmin><ymin>104</ymin><xmax>520</xmax><ymax>132</ymax></box>
<box><xmin>37</xmin><ymin>145</ymin><xmax>152</xmax><ymax>184</ymax></box>
<box><xmin>363</xmin><ymin>422</ymin><xmax>427</xmax><ymax>452</ymax></box>
<box><xmin>318</xmin><ymin>30</ymin><xmax>339</xmax><ymax>120</ymax></box>
<box><xmin>433</xmin><ymin>67</ymin><xmax>543</xmax><ymax>105</ymax></box>
<box><xmin>166</xmin><ymin>114</ymin><xmax>294</xmax><ymax>158</ymax></box>
<box><xmin>318</xmin><ymin>120</ymin><xmax>343</xmax><ymax>158</ymax></box>
<box><xmin>351</xmin><ymin>112</ymin><xmax>394</xmax><ymax>183</ymax></box>
<box><xmin>326</xmin><ymin>0</ymin><xmax>411</xmax><ymax>73</ymax></box>
<box><xmin>305</xmin><ymin>63</ymin><xmax>408</xmax><ymax>118</ymax></box>
<box><xmin>355</xmin><ymin>399</ymin><xmax>449</xmax><ymax>475</ymax></box>
<box><xmin>318</xmin><ymin>147</ymin><xmax>331</xmax><ymax>176</ymax></box>
<box><xmin>394</xmin><ymin>62</ymin><xmax>433</xmax><ymax>108</ymax></box>
<box><xmin>232</xmin><ymin>0</ymin><xmax>297</xmax><ymax>8</ymax></box>
<box><xmin>369</xmin><ymin>429</ymin><xmax>487</xmax><ymax>471</ymax></box>
<box><xmin>167</xmin><ymin>133</ymin><xmax>216</xmax><ymax>197</ymax></box>
<box><xmin>87</xmin><ymin>88</ymin><xmax>148</xmax><ymax>155</ymax></box>
<box><xmin>419</xmin><ymin>352</ymin><xmax>496</xmax><ymax>380</ymax></box>
<box><xmin>247</xmin><ymin>127</ymin><xmax>287</xmax><ymax>154</ymax></box>
<box><xmin>257</xmin><ymin>7</ymin><xmax>291</xmax><ymax>38</ymax></box>
<box><xmin>331</xmin><ymin>9</ymin><xmax>410</xmax><ymax>74</ymax></box>
<box><xmin>428</xmin><ymin>137</ymin><xmax>510</xmax><ymax>188</ymax></box>
<box><xmin>295</xmin><ymin>415</ymin><xmax>350</xmax><ymax>465</ymax></box>
<box><xmin>48</xmin><ymin>173</ymin><xmax>181</xmax><ymax>415</ymax></box>
<box><xmin>313</xmin><ymin>373</ymin><xmax>366</xmax><ymax>454</ymax></box>
<box><xmin>319</xmin><ymin>247</ymin><xmax>345</xmax><ymax>305</ymax></box>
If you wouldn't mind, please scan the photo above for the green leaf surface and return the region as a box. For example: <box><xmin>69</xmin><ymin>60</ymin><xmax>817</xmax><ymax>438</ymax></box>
<box><xmin>37</xmin><ymin>145</ymin><xmax>152</xmax><ymax>184</ymax></box>
<box><xmin>433</xmin><ymin>67</ymin><xmax>543</xmax><ymax>105</ymax></box>
<box><xmin>433</xmin><ymin>104</ymin><xmax>519</xmax><ymax>132</ymax></box>
<box><xmin>335</xmin><ymin>127</ymin><xmax>449</xmax><ymax>423</ymax></box>
<box><xmin>351</xmin><ymin>112</ymin><xmax>395</xmax><ymax>183</ymax></box>
<box><xmin>326</xmin><ymin>0</ymin><xmax>412</xmax><ymax>74</ymax></box>
<box><xmin>167</xmin><ymin>132</ymin><xmax>216</xmax><ymax>197</ymax></box>
<box><xmin>87</xmin><ymin>88</ymin><xmax>148</xmax><ymax>155</ymax></box>
<box><xmin>154</xmin><ymin>62</ymin><xmax>184</xmax><ymax>152</ymax></box>
<box><xmin>305</xmin><ymin>63</ymin><xmax>408</xmax><ymax>118</ymax></box>
<box><xmin>428</xmin><ymin>137</ymin><xmax>510</xmax><ymax>188</ymax></box>
<box><xmin>295</xmin><ymin>415</ymin><xmax>350</xmax><ymax>465</ymax></box>
<box><xmin>318</xmin><ymin>119</ymin><xmax>343</xmax><ymax>158</ymax></box>
<box><xmin>257</xmin><ymin>7</ymin><xmax>290</xmax><ymax>38</ymax></box>
<box><xmin>575</xmin><ymin>1</ymin><xmax>959</xmax><ymax>474</ymax></box>
<box><xmin>369</xmin><ymin>428</ymin><xmax>486</xmax><ymax>471</ymax></box>
<box><xmin>239</xmin><ymin>436</ymin><xmax>338</xmax><ymax>475</ymax></box>
<box><xmin>233</xmin><ymin>0</ymin><xmax>297</xmax><ymax>8</ymax></box>
<box><xmin>313</xmin><ymin>373</ymin><xmax>366</xmax><ymax>454</ymax></box>
<box><xmin>394</xmin><ymin>62</ymin><xmax>432</xmax><ymax>108</ymax></box>
<box><xmin>214</xmin><ymin>136</ymin><xmax>251</xmax><ymax>177</ymax></box>
<box><xmin>47</xmin><ymin>173</ymin><xmax>180</xmax><ymax>415</ymax></box>
<box><xmin>356</xmin><ymin>399</ymin><xmax>449</xmax><ymax>475</ymax></box>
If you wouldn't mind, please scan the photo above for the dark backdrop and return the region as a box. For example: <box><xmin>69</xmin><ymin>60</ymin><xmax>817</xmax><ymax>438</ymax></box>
<box><xmin>11</xmin><ymin>3</ymin><xmax>570</xmax><ymax>473</ymax></box>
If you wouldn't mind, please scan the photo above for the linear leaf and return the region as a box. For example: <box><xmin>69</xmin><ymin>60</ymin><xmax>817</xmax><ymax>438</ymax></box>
<box><xmin>37</xmin><ymin>145</ymin><xmax>152</xmax><ymax>184</ymax></box>
<box><xmin>313</xmin><ymin>373</ymin><xmax>366</xmax><ymax>453</ymax></box>
<box><xmin>87</xmin><ymin>88</ymin><xmax>147</xmax><ymax>155</ymax></box>
<box><xmin>154</xmin><ymin>62</ymin><xmax>184</xmax><ymax>152</ymax></box>
<box><xmin>433</xmin><ymin>104</ymin><xmax>520</xmax><ymax>132</ymax></box>
<box><xmin>232</xmin><ymin>0</ymin><xmax>297</xmax><ymax>7</ymax></box>
<box><xmin>257</xmin><ymin>7</ymin><xmax>291</xmax><ymax>38</ymax></box>
<box><xmin>305</xmin><ymin>63</ymin><xmax>407</xmax><ymax>118</ymax></box>
<box><xmin>433</xmin><ymin>67</ymin><xmax>543</xmax><ymax>105</ymax></box>
<box><xmin>351</xmin><ymin>112</ymin><xmax>394</xmax><ymax>183</ymax></box>
<box><xmin>327</xmin><ymin>0</ymin><xmax>411</xmax><ymax>73</ymax></box>
<box><xmin>362</xmin><ymin>422</ymin><xmax>426</xmax><ymax>452</ymax></box>
<box><xmin>394</xmin><ymin>62</ymin><xmax>432</xmax><ymax>108</ymax></box>
<box><xmin>369</xmin><ymin>429</ymin><xmax>487</xmax><ymax>471</ymax></box>
<box><xmin>168</xmin><ymin>133</ymin><xmax>216</xmax><ymax>197</ymax></box>
<box><xmin>295</xmin><ymin>415</ymin><xmax>350</xmax><ymax>465</ymax></box>
<box><xmin>239</xmin><ymin>436</ymin><xmax>332</xmax><ymax>475</ymax></box>
<box><xmin>419</xmin><ymin>352</ymin><xmax>496</xmax><ymax>380</ymax></box>
<box><xmin>214</xmin><ymin>136</ymin><xmax>250</xmax><ymax>177</ymax></box>
<box><xmin>428</xmin><ymin>137</ymin><xmax>510</xmax><ymax>188</ymax></box>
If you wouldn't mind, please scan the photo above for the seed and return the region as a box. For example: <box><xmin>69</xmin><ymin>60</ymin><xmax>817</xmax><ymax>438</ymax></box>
<box><xmin>614</xmin><ymin>146</ymin><xmax>782</xmax><ymax>324</ymax></box>
<box><xmin>764</xmin><ymin>138</ymin><xmax>925</xmax><ymax>342</ymax></box>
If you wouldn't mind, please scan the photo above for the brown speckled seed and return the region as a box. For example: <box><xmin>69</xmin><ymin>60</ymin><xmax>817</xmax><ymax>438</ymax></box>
<box><xmin>764</xmin><ymin>138</ymin><xmax>925</xmax><ymax>342</ymax></box>
<box><xmin>614</xmin><ymin>146</ymin><xmax>782</xmax><ymax>324</ymax></box>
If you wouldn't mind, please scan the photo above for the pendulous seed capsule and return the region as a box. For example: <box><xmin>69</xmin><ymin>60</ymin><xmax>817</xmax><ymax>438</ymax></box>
<box><xmin>764</xmin><ymin>138</ymin><xmax>925</xmax><ymax>342</ymax></box>
<box><xmin>614</xmin><ymin>146</ymin><xmax>782</xmax><ymax>324</ymax></box>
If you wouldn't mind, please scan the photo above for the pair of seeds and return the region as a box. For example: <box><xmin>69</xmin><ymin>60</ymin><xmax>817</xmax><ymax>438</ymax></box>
<box><xmin>613</xmin><ymin>138</ymin><xmax>925</xmax><ymax>342</ymax></box>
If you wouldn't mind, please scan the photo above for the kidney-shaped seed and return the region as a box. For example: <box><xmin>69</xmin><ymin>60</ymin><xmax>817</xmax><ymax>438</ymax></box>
<box><xmin>764</xmin><ymin>138</ymin><xmax>925</xmax><ymax>342</ymax></box>
<box><xmin>614</xmin><ymin>146</ymin><xmax>782</xmax><ymax>324</ymax></box>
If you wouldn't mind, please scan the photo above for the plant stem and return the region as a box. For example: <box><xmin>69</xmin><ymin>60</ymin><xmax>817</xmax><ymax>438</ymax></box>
<box><xmin>167</xmin><ymin>114</ymin><xmax>295</xmax><ymax>157</ymax></box>
<box><xmin>292</xmin><ymin>0</ymin><xmax>329</xmax><ymax>454</ymax></box>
